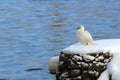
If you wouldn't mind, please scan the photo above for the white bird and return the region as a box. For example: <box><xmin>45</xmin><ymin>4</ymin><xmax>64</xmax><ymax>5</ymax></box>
<box><xmin>76</xmin><ymin>25</ymin><xmax>94</xmax><ymax>45</ymax></box>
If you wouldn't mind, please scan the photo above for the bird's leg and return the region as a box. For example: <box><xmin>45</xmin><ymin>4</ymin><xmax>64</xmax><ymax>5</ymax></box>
<box><xmin>87</xmin><ymin>42</ymin><xmax>89</xmax><ymax>45</ymax></box>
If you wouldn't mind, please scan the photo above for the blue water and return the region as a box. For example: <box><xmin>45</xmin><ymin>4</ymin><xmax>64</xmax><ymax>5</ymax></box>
<box><xmin>0</xmin><ymin>0</ymin><xmax>120</xmax><ymax>80</ymax></box>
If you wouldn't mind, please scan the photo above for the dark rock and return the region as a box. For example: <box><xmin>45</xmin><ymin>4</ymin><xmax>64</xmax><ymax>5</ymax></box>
<box><xmin>66</xmin><ymin>78</ymin><xmax>72</xmax><ymax>80</ymax></box>
<box><xmin>82</xmin><ymin>71</ymin><xmax>91</xmax><ymax>80</ymax></box>
<box><xmin>103</xmin><ymin>53</ymin><xmax>110</xmax><ymax>58</ymax></box>
<box><xmin>59</xmin><ymin>53</ymin><xmax>65</xmax><ymax>61</ymax></box>
<box><xmin>72</xmin><ymin>55</ymin><xmax>83</xmax><ymax>61</ymax></box>
<box><xmin>59</xmin><ymin>72</ymin><xmax>69</xmax><ymax>80</ymax></box>
<box><xmin>56</xmin><ymin>52</ymin><xmax>112</xmax><ymax>80</ymax></box>
<box><xmin>58</xmin><ymin>61</ymin><xmax>68</xmax><ymax>71</ymax></box>
<box><xmin>97</xmin><ymin>56</ymin><xmax>104</xmax><ymax>62</ymax></box>
<box><xmin>73</xmin><ymin>76</ymin><xmax>82</xmax><ymax>80</ymax></box>
<box><xmin>83</xmin><ymin>55</ymin><xmax>95</xmax><ymax>62</ymax></box>
<box><xmin>89</xmin><ymin>63</ymin><xmax>97</xmax><ymax>71</ymax></box>
<box><xmin>69</xmin><ymin>69</ymin><xmax>81</xmax><ymax>77</ymax></box>
<box><xmin>99</xmin><ymin>52</ymin><xmax>103</xmax><ymax>56</ymax></box>
<box><xmin>89</xmin><ymin>53</ymin><xmax>97</xmax><ymax>57</ymax></box>
<box><xmin>104</xmin><ymin>59</ymin><xmax>110</xmax><ymax>63</ymax></box>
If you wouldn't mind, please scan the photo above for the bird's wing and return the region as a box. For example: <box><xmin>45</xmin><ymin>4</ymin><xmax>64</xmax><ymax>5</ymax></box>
<box><xmin>82</xmin><ymin>30</ymin><xmax>93</xmax><ymax>41</ymax></box>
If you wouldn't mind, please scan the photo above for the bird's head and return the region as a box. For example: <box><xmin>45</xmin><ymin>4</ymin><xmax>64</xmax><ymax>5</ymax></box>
<box><xmin>77</xmin><ymin>25</ymin><xmax>85</xmax><ymax>31</ymax></box>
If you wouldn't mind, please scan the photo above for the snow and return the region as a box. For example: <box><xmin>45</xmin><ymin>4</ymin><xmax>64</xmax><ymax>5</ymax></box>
<box><xmin>62</xmin><ymin>39</ymin><xmax>120</xmax><ymax>80</ymax></box>
<box><xmin>49</xmin><ymin>56</ymin><xmax>59</xmax><ymax>74</ymax></box>
<box><xmin>107</xmin><ymin>52</ymin><xmax>120</xmax><ymax>80</ymax></box>
<box><xmin>98</xmin><ymin>70</ymin><xmax>109</xmax><ymax>80</ymax></box>
<box><xmin>62</xmin><ymin>39</ymin><xmax>120</xmax><ymax>54</ymax></box>
<box><xmin>98</xmin><ymin>52</ymin><xmax>120</xmax><ymax>80</ymax></box>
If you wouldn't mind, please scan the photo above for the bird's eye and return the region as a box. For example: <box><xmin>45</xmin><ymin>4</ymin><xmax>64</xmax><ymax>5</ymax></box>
<box><xmin>77</xmin><ymin>27</ymin><xmax>80</xmax><ymax>29</ymax></box>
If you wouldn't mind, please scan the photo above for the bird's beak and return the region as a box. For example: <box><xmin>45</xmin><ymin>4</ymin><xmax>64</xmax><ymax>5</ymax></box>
<box><xmin>77</xmin><ymin>27</ymin><xmax>79</xmax><ymax>29</ymax></box>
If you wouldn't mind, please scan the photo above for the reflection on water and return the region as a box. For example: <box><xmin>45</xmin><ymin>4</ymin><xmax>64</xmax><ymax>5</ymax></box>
<box><xmin>0</xmin><ymin>0</ymin><xmax>120</xmax><ymax>80</ymax></box>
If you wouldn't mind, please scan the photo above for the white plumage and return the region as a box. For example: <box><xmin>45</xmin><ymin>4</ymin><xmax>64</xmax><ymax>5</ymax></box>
<box><xmin>76</xmin><ymin>25</ymin><xmax>94</xmax><ymax>45</ymax></box>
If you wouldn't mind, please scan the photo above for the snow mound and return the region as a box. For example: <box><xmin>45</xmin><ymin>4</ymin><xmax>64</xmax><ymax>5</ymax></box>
<box><xmin>107</xmin><ymin>52</ymin><xmax>120</xmax><ymax>80</ymax></box>
<box><xmin>62</xmin><ymin>39</ymin><xmax>120</xmax><ymax>54</ymax></box>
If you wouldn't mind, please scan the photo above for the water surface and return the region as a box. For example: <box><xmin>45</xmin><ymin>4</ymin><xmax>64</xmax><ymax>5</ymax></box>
<box><xmin>0</xmin><ymin>0</ymin><xmax>120</xmax><ymax>80</ymax></box>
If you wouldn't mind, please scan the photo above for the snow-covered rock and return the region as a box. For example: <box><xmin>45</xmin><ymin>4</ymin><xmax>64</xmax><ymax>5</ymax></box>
<box><xmin>49</xmin><ymin>39</ymin><xmax>120</xmax><ymax>80</ymax></box>
<box><xmin>57</xmin><ymin>51</ymin><xmax>112</xmax><ymax>80</ymax></box>
<box><xmin>62</xmin><ymin>39</ymin><xmax>120</xmax><ymax>54</ymax></box>
<box><xmin>49</xmin><ymin>56</ymin><xmax>59</xmax><ymax>74</ymax></box>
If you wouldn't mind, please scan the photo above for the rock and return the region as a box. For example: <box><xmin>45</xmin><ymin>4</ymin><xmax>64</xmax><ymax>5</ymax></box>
<box><xmin>73</xmin><ymin>76</ymin><xmax>82</xmax><ymax>80</ymax></box>
<box><xmin>104</xmin><ymin>59</ymin><xmax>110</xmax><ymax>63</ymax></box>
<box><xmin>97</xmin><ymin>56</ymin><xmax>104</xmax><ymax>62</ymax></box>
<box><xmin>99</xmin><ymin>52</ymin><xmax>103</xmax><ymax>56</ymax></box>
<box><xmin>72</xmin><ymin>55</ymin><xmax>83</xmax><ymax>61</ymax></box>
<box><xmin>83</xmin><ymin>55</ymin><xmax>95</xmax><ymax>62</ymax></box>
<box><xmin>70</xmin><ymin>69</ymin><xmax>81</xmax><ymax>77</ymax></box>
<box><xmin>59</xmin><ymin>53</ymin><xmax>65</xmax><ymax>61</ymax></box>
<box><xmin>89</xmin><ymin>53</ymin><xmax>97</xmax><ymax>57</ymax></box>
<box><xmin>69</xmin><ymin>60</ymin><xmax>79</xmax><ymax>69</ymax></box>
<box><xmin>89</xmin><ymin>63</ymin><xmax>97</xmax><ymax>71</ymax></box>
<box><xmin>58</xmin><ymin>61</ymin><xmax>68</xmax><ymax>71</ymax></box>
<box><xmin>59</xmin><ymin>72</ymin><xmax>69</xmax><ymax>79</ymax></box>
<box><xmin>103</xmin><ymin>53</ymin><xmax>110</xmax><ymax>59</ymax></box>
<box><xmin>82</xmin><ymin>62</ymin><xmax>89</xmax><ymax>69</ymax></box>
<box><xmin>66</xmin><ymin>78</ymin><xmax>72</xmax><ymax>80</ymax></box>
<box><xmin>56</xmin><ymin>52</ymin><xmax>112</xmax><ymax>80</ymax></box>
